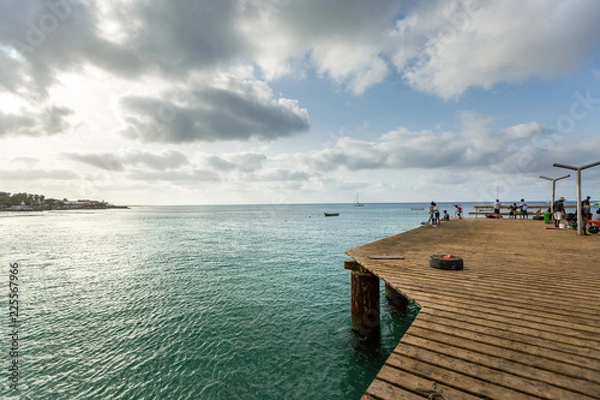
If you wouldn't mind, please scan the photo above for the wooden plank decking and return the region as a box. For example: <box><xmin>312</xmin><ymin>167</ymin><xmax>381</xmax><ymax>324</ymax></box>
<box><xmin>346</xmin><ymin>218</ymin><xmax>600</xmax><ymax>400</ymax></box>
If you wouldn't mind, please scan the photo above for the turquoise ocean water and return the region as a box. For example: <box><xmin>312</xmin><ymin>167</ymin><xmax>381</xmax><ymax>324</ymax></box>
<box><xmin>1</xmin><ymin>203</ymin><xmax>473</xmax><ymax>399</ymax></box>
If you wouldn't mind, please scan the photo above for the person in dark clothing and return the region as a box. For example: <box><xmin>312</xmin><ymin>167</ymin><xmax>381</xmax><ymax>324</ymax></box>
<box><xmin>553</xmin><ymin>197</ymin><xmax>565</xmax><ymax>227</ymax></box>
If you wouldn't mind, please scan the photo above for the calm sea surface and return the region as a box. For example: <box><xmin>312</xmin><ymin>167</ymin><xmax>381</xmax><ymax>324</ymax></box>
<box><xmin>1</xmin><ymin>203</ymin><xmax>475</xmax><ymax>399</ymax></box>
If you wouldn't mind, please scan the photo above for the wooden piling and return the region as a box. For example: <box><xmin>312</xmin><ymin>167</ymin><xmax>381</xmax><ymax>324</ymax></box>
<box><xmin>385</xmin><ymin>283</ymin><xmax>408</xmax><ymax>311</ymax></box>
<box><xmin>345</xmin><ymin>260</ymin><xmax>380</xmax><ymax>338</ymax></box>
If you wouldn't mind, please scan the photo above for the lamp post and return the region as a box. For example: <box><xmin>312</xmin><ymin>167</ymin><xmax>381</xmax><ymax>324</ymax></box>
<box><xmin>539</xmin><ymin>174</ymin><xmax>570</xmax><ymax>213</ymax></box>
<box><xmin>553</xmin><ymin>161</ymin><xmax>600</xmax><ymax>236</ymax></box>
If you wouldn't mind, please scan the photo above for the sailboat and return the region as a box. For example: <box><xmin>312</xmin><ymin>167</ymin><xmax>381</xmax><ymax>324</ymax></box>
<box><xmin>354</xmin><ymin>192</ymin><xmax>364</xmax><ymax>207</ymax></box>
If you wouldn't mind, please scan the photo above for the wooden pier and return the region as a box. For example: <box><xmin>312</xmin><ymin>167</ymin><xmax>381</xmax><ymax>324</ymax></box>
<box><xmin>346</xmin><ymin>218</ymin><xmax>600</xmax><ymax>400</ymax></box>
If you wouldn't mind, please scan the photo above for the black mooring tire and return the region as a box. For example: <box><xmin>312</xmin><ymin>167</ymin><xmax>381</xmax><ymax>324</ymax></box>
<box><xmin>430</xmin><ymin>255</ymin><xmax>464</xmax><ymax>270</ymax></box>
<box><xmin>589</xmin><ymin>225</ymin><xmax>599</xmax><ymax>234</ymax></box>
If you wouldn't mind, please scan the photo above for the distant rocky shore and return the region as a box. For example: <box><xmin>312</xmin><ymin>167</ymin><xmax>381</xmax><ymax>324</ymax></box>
<box><xmin>0</xmin><ymin>191</ymin><xmax>129</xmax><ymax>212</ymax></box>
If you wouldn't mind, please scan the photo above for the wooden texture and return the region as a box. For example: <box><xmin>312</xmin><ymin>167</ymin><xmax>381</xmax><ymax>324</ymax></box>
<box><xmin>351</xmin><ymin>270</ymin><xmax>380</xmax><ymax>337</ymax></box>
<box><xmin>347</xmin><ymin>218</ymin><xmax>600</xmax><ymax>400</ymax></box>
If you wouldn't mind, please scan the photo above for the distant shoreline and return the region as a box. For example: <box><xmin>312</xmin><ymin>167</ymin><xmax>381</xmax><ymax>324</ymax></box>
<box><xmin>0</xmin><ymin>204</ymin><xmax>130</xmax><ymax>212</ymax></box>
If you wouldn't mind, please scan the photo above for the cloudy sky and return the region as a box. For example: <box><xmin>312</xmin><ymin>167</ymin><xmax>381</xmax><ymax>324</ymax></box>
<box><xmin>1</xmin><ymin>0</ymin><xmax>600</xmax><ymax>205</ymax></box>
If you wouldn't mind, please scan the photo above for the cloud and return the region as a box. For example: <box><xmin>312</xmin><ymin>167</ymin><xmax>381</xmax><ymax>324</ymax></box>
<box><xmin>41</xmin><ymin>105</ymin><xmax>73</xmax><ymax>133</ymax></box>
<box><xmin>0</xmin><ymin>0</ymin><xmax>142</xmax><ymax>96</ymax></box>
<box><xmin>274</xmin><ymin>0</ymin><xmax>400</xmax><ymax>94</ymax></box>
<box><xmin>117</xmin><ymin>79</ymin><xmax>309</xmax><ymax>143</ymax></box>
<box><xmin>391</xmin><ymin>0</ymin><xmax>600</xmax><ymax>99</ymax></box>
<box><xmin>65</xmin><ymin>152</ymin><xmax>124</xmax><ymax>171</ymax></box>
<box><xmin>11</xmin><ymin>157</ymin><xmax>41</xmax><ymax>165</ymax></box>
<box><xmin>246</xmin><ymin>168</ymin><xmax>311</xmax><ymax>182</ymax></box>
<box><xmin>127</xmin><ymin>169</ymin><xmax>221</xmax><ymax>182</ymax></box>
<box><xmin>0</xmin><ymin>112</ymin><xmax>36</xmax><ymax>137</ymax></box>
<box><xmin>0</xmin><ymin>169</ymin><xmax>79</xmax><ymax>180</ymax></box>
<box><xmin>63</xmin><ymin>150</ymin><xmax>189</xmax><ymax>171</ymax></box>
<box><xmin>123</xmin><ymin>1</ymin><xmax>248</xmax><ymax>75</ymax></box>
<box><xmin>204</xmin><ymin>153</ymin><xmax>267</xmax><ymax>173</ymax></box>
<box><xmin>0</xmin><ymin>106</ymin><xmax>73</xmax><ymax>137</ymax></box>
<box><xmin>298</xmin><ymin>113</ymin><xmax>560</xmax><ymax>174</ymax></box>
<box><xmin>123</xmin><ymin>150</ymin><xmax>189</xmax><ymax>170</ymax></box>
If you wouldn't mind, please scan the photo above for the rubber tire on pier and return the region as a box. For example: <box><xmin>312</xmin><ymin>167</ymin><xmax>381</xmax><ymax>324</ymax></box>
<box><xmin>430</xmin><ymin>255</ymin><xmax>464</xmax><ymax>270</ymax></box>
<box><xmin>589</xmin><ymin>225</ymin><xmax>599</xmax><ymax>234</ymax></box>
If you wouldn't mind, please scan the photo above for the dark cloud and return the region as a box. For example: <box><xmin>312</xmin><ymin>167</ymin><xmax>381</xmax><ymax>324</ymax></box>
<box><xmin>42</xmin><ymin>105</ymin><xmax>73</xmax><ymax>133</ymax></box>
<box><xmin>0</xmin><ymin>105</ymin><xmax>72</xmax><ymax>137</ymax></box>
<box><xmin>127</xmin><ymin>1</ymin><xmax>247</xmax><ymax>74</ymax></box>
<box><xmin>0</xmin><ymin>0</ymin><xmax>142</xmax><ymax>95</ymax></box>
<box><xmin>0</xmin><ymin>1</ymin><xmax>246</xmax><ymax>96</ymax></box>
<box><xmin>118</xmin><ymin>86</ymin><xmax>309</xmax><ymax>143</ymax></box>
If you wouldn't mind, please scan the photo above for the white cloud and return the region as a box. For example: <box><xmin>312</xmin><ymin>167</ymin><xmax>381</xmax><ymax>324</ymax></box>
<box><xmin>392</xmin><ymin>0</ymin><xmax>600</xmax><ymax>99</ymax></box>
<box><xmin>296</xmin><ymin>113</ymin><xmax>560</xmax><ymax>174</ymax></box>
<box><xmin>0</xmin><ymin>169</ymin><xmax>79</xmax><ymax>181</ymax></box>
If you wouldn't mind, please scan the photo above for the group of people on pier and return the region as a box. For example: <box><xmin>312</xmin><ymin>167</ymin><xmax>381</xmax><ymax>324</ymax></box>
<box><xmin>427</xmin><ymin>202</ymin><xmax>463</xmax><ymax>225</ymax></box>
<box><xmin>552</xmin><ymin>195</ymin><xmax>600</xmax><ymax>235</ymax></box>
<box><xmin>489</xmin><ymin>199</ymin><xmax>531</xmax><ymax>219</ymax></box>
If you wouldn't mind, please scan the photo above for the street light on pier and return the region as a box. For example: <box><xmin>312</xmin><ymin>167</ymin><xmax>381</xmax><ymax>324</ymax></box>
<box><xmin>539</xmin><ymin>174</ymin><xmax>570</xmax><ymax>213</ymax></box>
<box><xmin>553</xmin><ymin>161</ymin><xmax>600</xmax><ymax>236</ymax></box>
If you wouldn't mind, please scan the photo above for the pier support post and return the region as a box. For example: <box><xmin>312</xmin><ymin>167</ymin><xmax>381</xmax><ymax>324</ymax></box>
<box><xmin>345</xmin><ymin>260</ymin><xmax>380</xmax><ymax>338</ymax></box>
<box><xmin>385</xmin><ymin>283</ymin><xmax>408</xmax><ymax>311</ymax></box>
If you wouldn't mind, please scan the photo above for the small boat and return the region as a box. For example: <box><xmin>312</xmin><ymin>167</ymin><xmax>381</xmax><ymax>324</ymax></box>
<box><xmin>324</xmin><ymin>212</ymin><xmax>339</xmax><ymax>217</ymax></box>
<box><xmin>411</xmin><ymin>207</ymin><xmax>424</xmax><ymax>210</ymax></box>
<box><xmin>354</xmin><ymin>193</ymin><xmax>364</xmax><ymax>207</ymax></box>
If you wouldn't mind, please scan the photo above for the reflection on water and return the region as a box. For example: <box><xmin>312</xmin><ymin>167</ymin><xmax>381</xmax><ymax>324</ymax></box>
<box><xmin>2</xmin><ymin>204</ymin><xmax>426</xmax><ymax>399</ymax></box>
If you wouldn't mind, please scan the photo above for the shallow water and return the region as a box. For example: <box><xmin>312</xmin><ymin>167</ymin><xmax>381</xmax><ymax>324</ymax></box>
<box><xmin>0</xmin><ymin>203</ymin><xmax>460</xmax><ymax>399</ymax></box>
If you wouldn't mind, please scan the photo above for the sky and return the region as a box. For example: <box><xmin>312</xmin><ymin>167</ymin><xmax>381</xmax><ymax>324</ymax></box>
<box><xmin>1</xmin><ymin>0</ymin><xmax>600</xmax><ymax>206</ymax></box>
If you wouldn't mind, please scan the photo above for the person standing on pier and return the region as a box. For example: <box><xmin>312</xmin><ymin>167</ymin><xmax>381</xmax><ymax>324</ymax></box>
<box><xmin>553</xmin><ymin>197</ymin><xmax>565</xmax><ymax>227</ymax></box>
<box><xmin>493</xmin><ymin>199</ymin><xmax>501</xmax><ymax>215</ymax></box>
<box><xmin>509</xmin><ymin>203</ymin><xmax>517</xmax><ymax>219</ymax></box>
<box><xmin>520</xmin><ymin>199</ymin><xmax>529</xmax><ymax>219</ymax></box>
<box><xmin>581</xmin><ymin>196</ymin><xmax>591</xmax><ymax>235</ymax></box>
<box><xmin>434</xmin><ymin>202</ymin><xmax>440</xmax><ymax>223</ymax></box>
<box><xmin>428</xmin><ymin>202</ymin><xmax>435</xmax><ymax>225</ymax></box>
<box><xmin>582</xmin><ymin>196</ymin><xmax>592</xmax><ymax>221</ymax></box>
<box><xmin>454</xmin><ymin>204</ymin><xmax>463</xmax><ymax>219</ymax></box>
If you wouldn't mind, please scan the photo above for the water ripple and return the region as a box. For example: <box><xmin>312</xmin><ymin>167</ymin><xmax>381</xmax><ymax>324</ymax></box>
<box><xmin>2</xmin><ymin>204</ymin><xmax>422</xmax><ymax>399</ymax></box>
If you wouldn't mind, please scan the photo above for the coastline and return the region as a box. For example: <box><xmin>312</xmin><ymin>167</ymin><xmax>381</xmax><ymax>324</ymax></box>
<box><xmin>0</xmin><ymin>204</ymin><xmax>129</xmax><ymax>212</ymax></box>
